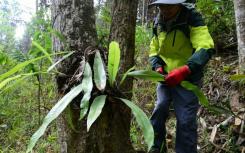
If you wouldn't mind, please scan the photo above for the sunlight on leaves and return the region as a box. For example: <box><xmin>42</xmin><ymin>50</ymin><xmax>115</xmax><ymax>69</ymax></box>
<box><xmin>108</xmin><ymin>41</ymin><xmax>120</xmax><ymax>87</ymax></box>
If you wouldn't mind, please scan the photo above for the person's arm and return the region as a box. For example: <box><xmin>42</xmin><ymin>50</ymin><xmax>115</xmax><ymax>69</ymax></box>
<box><xmin>187</xmin><ymin>9</ymin><xmax>215</xmax><ymax>74</ymax></box>
<box><xmin>187</xmin><ymin>26</ymin><xmax>215</xmax><ymax>74</ymax></box>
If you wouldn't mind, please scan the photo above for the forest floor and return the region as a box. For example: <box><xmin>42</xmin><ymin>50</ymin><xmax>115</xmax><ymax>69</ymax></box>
<box><xmin>132</xmin><ymin>50</ymin><xmax>244</xmax><ymax>153</ymax></box>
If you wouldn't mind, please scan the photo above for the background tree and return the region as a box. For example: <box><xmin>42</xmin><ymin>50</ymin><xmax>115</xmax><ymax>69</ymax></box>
<box><xmin>51</xmin><ymin>0</ymin><xmax>138</xmax><ymax>152</ymax></box>
<box><xmin>233</xmin><ymin>0</ymin><xmax>245</xmax><ymax>73</ymax></box>
<box><xmin>0</xmin><ymin>0</ymin><xmax>21</xmax><ymax>57</ymax></box>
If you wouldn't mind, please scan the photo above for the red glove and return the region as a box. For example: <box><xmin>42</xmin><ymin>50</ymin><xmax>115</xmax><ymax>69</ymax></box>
<box><xmin>165</xmin><ymin>65</ymin><xmax>191</xmax><ymax>87</ymax></box>
<box><xmin>155</xmin><ymin>66</ymin><xmax>164</xmax><ymax>74</ymax></box>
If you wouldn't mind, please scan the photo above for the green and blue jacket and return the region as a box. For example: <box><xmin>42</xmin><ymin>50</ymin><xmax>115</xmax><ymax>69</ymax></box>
<box><xmin>149</xmin><ymin>6</ymin><xmax>215</xmax><ymax>82</ymax></box>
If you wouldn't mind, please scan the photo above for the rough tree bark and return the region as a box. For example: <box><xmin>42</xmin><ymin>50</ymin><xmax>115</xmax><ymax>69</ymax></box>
<box><xmin>51</xmin><ymin>0</ymin><xmax>97</xmax><ymax>152</ymax></box>
<box><xmin>51</xmin><ymin>0</ymin><xmax>139</xmax><ymax>153</ymax></box>
<box><xmin>109</xmin><ymin>0</ymin><xmax>138</xmax><ymax>96</ymax></box>
<box><xmin>88</xmin><ymin>0</ymin><xmax>139</xmax><ymax>152</ymax></box>
<box><xmin>234</xmin><ymin>0</ymin><xmax>245</xmax><ymax>73</ymax></box>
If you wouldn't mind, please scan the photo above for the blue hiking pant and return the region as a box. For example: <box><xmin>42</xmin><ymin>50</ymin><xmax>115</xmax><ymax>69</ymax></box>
<box><xmin>150</xmin><ymin>83</ymin><xmax>200</xmax><ymax>153</ymax></box>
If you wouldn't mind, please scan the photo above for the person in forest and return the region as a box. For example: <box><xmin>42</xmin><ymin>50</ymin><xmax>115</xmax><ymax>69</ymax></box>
<box><xmin>148</xmin><ymin>0</ymin><xmax>215</xmax><ymax>153</ymax></box>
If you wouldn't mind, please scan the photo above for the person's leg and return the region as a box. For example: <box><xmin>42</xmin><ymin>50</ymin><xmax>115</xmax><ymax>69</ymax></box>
<box><xmin>150</xmin><ymin>83</ymin><xmax>171</xmax><ymax>152</ymax></box>
<box><xmin>171</xmin><ymin>85</ymin><xmax>200</xmax><ymax>153</ymax></box>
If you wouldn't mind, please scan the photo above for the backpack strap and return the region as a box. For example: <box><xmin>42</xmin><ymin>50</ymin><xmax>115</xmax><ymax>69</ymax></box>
<box><xmin>152</xmin><ymin>13</ymin><xmax>160</xmax><ymax>37</ymax></box>
<box><xmin>152</xmin><ymin>6</ymin><xmax>194</xmax><ymax>37</ymax></box>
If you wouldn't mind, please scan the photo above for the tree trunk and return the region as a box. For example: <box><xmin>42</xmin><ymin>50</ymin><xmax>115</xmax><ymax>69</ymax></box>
<box><xmin>51</xmin><ymin>0</ymin><xmax>97</xmax><ymax>152</ymax></box>
<box><xmin>86</xmin><ymin>0</ymin><xmax>139</xmax><ymax>152</ymax></box>
<box><xmin>52</xmin><ymin>0</ymin><xmax>139</xmax><ymax>152</ymax></box>
<box><xmin>109</xmin><ymin>0</ymin><xmax>138</xmax><ymax>96</ymax></box>
<box><xmin>234</xmin><ymin>0</ymin><xmax>245</xmax><ymax>73</ymax></box>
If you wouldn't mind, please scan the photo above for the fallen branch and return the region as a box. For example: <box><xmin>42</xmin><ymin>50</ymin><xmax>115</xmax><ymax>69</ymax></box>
<box><xmin>236</xmin><ymin>114</ymin><xmax>245</xmax><ymax>145</ymax></box>
<box><xmin>217</xmin><ymin>140</ymin><xmax>229</xmax><ymax>153</ymax></box>
<box><xmin>209</xmin><ymin>116</ymin><xmax>234</xmax><ymax>143</ymax></box>
<box><xmin>210</xmin><ymin>141</ymin><xmax>229</xmax><ymax>152</ymax></box>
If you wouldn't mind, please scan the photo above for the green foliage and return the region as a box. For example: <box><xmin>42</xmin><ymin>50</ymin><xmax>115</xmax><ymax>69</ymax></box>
<box><xmin>127</xmin><ymin>70</ymin><xmax>165</xmax><ymax>82</ymax></box>
<box><xmin>181</xmin><ymin>81</ymin><xmax>209</xmax><ymax>107</ymax></box>
<box><xmin>26</xmin><ymin>80</ymin><xmax>86</xmax><ymax>153</ymax></box>
<box><xmin>0</xmin><ymin>51</ymin><xmax>9</xmax><ymax>65</ymax></box>
<box><xmin>79</xmin><ymin>63</ymin><xmax>93</xmax><ymax>120</ymax></box>
<box><xmin>120</xmin><ymin>66</ymin><xmax>136</xmax><ymax>86</ymax></box>
<box><xmin>119</xmin><ymin>98</ymin><xmax>154</xmax><ymax>151</ymax></box>
<box><xmin>230</xmin><ymin>74</ymin><xmax>245</xmax><ymax>84</ymax></box>
<box><xmin>93</xmin><ymin>51</ymin><xmax>106</xmax><ymax>91</ymax></box>
<box><xmin>47</xmin><ymin>51</ymin><xmax>74</xmax><ymax>72</ymax></box>
<box><xmin>108</xmin><ymin>41</ymin><xmax>120</xmax><ymax>87</ymax></box>
<box><xmin>135</xmin><ymin>26</ymin><xmax>151</xmax><ymax>46</ymax></box>
<box><xmin>0</xmin><ymin>74</ymin><xmax>58</xmax><ymax>152</ymax></box>
<box><xmin>127</xmin><ymin>70</ymin><xmax>232</xmax><ymax>115</ymax></box>
<box><xmin>80</xmin><ymin>63</ymin><xmax>93</xmax><ymax>93</ymax></box>
<box><xmin>0</xmin><ymin>73</ymin><xmax>32</xmax><ymax>91</ymax></box>
<box><xmin>32</xmin><ymin>41</ymin><xmax>53</xmax><ymax>63</ymax></box>
<box><xmin>0</xmin><ymin>0</ymin><xmax>21</xmax><ymax>54</ymax></box>
<box><xmin>96</xmin><ymin>5</ymin><xmax>111</xmax><ymax>47</ymax></box>
<box><xmin>0</xmin><ymin>55</ymin><xmax>48</xmax><ymax>82</ymax></box>
<box><xmin>79</xmin><ymin>98</ymin><xmax>90</xmax><ymax>120</ymax></box>
<box><xmin>99</xmin><ymin>6</ymin><xmax>111</xmax><ymax>25</ymax></box>
<box><xmin>26</xmin><ymin>41</ymin><xmax>154</xmax><ymax>152</ymax></box>
<box><xmin>0</xmin><ymin>0</ymin><xmax>25</xmax><ymax>72</ymax></box>
<box><xmin>87</xmin><ymin>95</ymin><xmax>107</xmax><ymax>131</ymax></box>
<box><xmin>0</xmin><ymin>52</ymin><xmax>66</xmax><ymax>83</ymax></box>
<box><xmin>135</xmin><ymin>26</ymin><xmax>151</xmax><ymax>59</ymax></box>
<box><xmin>196</xmin><ymin>0</ymin><xmax>235</xmax><ymax>37</ymax></box>
<box><xmin>27</xmin><ymin>10</ymin><xmax>53</xmax><ymax>58</ymax></box>
<box><xmin>0</xmin><ymin>3</ymin><xmax>69</xmax><ymax>152</ymax></box>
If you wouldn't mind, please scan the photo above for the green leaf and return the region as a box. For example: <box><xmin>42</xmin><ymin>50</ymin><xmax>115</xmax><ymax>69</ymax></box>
<box><xmin>230</xmin><ymin>74</ymin><xmax>245</xmax><ymax>83</ymax></box>
<box><xmin>93</xmin><ymin>51</ymin><xmax>106</xmax><ymax>90</ymax></box>
<box><xmin>0</xmin><ymin>75</ymin><xmax>22</xmax><ymax>90</ymax></box>
<box><xmin>120</xmin><ymin>66</ymin><xmax>135</xmax><ymax>86</ymax></box>
<box><xmin>81</xmin><ymin>63</ymin><xmax>93</xmax><ymax>93</ymax></box>
<box><xmin>26</xmin><ymin>82</ymin><xmax>85</xmax><ymax>153</ymax></box>
<box><xmin>119</xmin><ymin>98</ymin><xmax>154</xmax><ymax>151</ymax></box>
<box><xmin>79</xmin><ymin>98</ymin><xmax>90</xmax><ymax>120</ymax></box>
<box><xmin>32</xmin><ymin>41</ymin><xmax>53</xmax><ymax>63</ymax></box>
<box><xmin>0</xmin><ymin>72</ymin><xmax>42</xmax><ymax>92</ymax></box>
<box><xmin>87</xmin><ymin>95</ymin><xmax>107</xmax><ymax>131</ymax></box>
<box><xmin>80</xmin><ymin>63</ymin><xmax>93</xmax><ymax>120</ymax></box>
<box><xmin>180</xmin><ymin>81</ymin><xmax>209</xmax><ymax>107</ymax></box>
<box><xmin>47</xmin><ymin>51</ymin><xmax>74</xmax><ymax>72</ymax></box>
<box><xmin>65</xmin><ymin>105</ymin><xmax>79</xmax><ymax>133</ymax></box>
<box><xmin>0</xmin><ymin>56</ymin><xmax>44</xmax><ymax>82</ymax></box>
<box><xmin>207</xmin><ymin>105</ymin><xmax>232</xmax><ymax>115</ymax></box>
<box><xmin>0</xmin><ymin>52</ymin><xmax>66</xmax><ymax>82</ymax></box>
<box><xmin>0</xmin><ymin>51</ymin><xmax>8</xmax><ymax>65</ymax></box>
<box><xmin>127</xmin><ymin>70</ymin><xmax>164</xmax><ymax>82</ymax></box>
<box><xmin>108</xmin><ymin>41</ymin><xmax>120</xmax><ymax>87</ymax></box>
<box><xmin>0</xmin><ymin>75</ymin><xmax>28</xmax><ymax>94</ymax></box>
